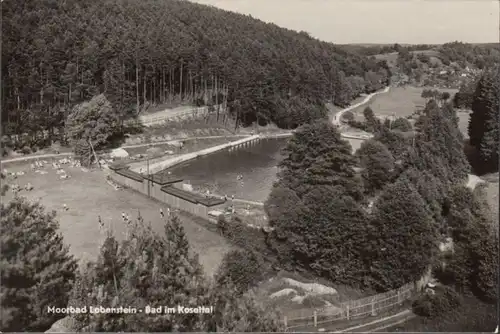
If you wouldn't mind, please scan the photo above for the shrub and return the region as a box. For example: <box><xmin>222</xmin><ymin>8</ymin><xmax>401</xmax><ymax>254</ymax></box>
<box><xmin>302</xmin><ymin>295</ymin><xmax>327</xmax><ymax>308</ymax></box>
<box><xmin>412</xmin><ymin>285</ymin><xmax>463</xmax><ymax>318</ymax></box>
<box><xmin>392</xmin><ymin>117</ymin><xmax>413</xmax><ymax>132</ymax></box>
<box><xmin>215</xmin><ymin>250</ymin><xmax>265</xmax><ymax>294</ymax></box>
<box><xmin>341</xmin><ymin>111</ymin><xmax>355</xmax><ymax>122</ymax></box>
<box><xmin>20</xmin><ymin>146</ymin><xmax>32</xmax><ymax>155</ymax></box>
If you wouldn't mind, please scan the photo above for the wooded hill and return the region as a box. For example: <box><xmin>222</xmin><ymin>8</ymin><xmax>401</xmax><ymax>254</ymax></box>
<box><xmin>1</xmin><ymin>0</ymin><xmax>390</xmax><ymax>142</ymax></box>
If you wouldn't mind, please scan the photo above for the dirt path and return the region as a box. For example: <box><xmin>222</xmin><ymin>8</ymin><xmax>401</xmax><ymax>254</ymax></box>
<box><xmin>0</xmin><ymin>135</ymin><xmax>251</xmax><ymax>165</ymax></box>
<box><xmin>332</xmin><ymin>86</ymin><xmax>391</xmax><ymax>126</ymax></box>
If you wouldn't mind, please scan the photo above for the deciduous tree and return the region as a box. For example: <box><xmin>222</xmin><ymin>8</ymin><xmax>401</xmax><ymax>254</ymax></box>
<box><xmin>366</xmin><ymin>176</ymin><xmax>437</xmax><ymax>291</ymax></box>
<box><xmin>356</xmin><ymin>139</ymin><xmax>395</xmax><ymax>193</ymax></box>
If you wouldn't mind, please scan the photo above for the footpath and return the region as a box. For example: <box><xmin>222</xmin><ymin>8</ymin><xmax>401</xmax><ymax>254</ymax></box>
<box><xmin>2</xmin><ymin>88</ymin><xmax>391</xmax><ymax>166</ymax></box>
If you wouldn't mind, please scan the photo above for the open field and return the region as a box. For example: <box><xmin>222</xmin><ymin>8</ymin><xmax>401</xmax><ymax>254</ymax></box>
<box><xmin>1</xmin><ymin>162</ymin><xmax>233</xmax><ymax>277</ymax></box>
<box><xmin>348</xmin><ymin>86</ymin><xmax>458</xmax><ymax>119</ymax></box>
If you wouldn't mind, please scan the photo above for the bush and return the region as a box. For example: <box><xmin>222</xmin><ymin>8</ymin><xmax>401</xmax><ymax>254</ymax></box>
<box><xmin>341</xmin><ymin>111</ymin><xmax>355</xmax><ymax>122</ymax></box>
<box><xmin>348</xmin><ymin>120</ymin><xmax>368</xmax><ymax>131</ymax></box>
<box><xmin>392</xmin><ymin>117</ymin><xmax>413</xmax><ymax>132</ymax></box>
<box><xmin>215</xmin><ymin>250</ymin><xmax>265</xmax><ymax>294</ymax></box>
<box><xmin>302</xmin><ymin>295</ymin><xmax>327</xmax><ymax>308</ymax></box>
<box><xmin>20</xmin><ymin>146</ymin><xmax>32</xmax><ymax>155</ymax></box>
<box><xmin>412</xmin><ymin>285</ymin><xmax>463</xmax><ymax>318</ymax></box>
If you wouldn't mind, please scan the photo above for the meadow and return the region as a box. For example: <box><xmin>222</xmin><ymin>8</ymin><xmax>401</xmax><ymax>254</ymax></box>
<box><xmin>349</xmin><ymin>86</ymin><xmax>459</xmax><ymax>119</ymax></box>
<box><xmin>1</xmin><ymin>161</ymin><xmax>234</xmax><ymax>277</ymax></box>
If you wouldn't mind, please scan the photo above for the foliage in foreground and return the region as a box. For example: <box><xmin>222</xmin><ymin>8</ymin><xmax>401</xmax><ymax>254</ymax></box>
<box><xmin>412</xmin><ymin>285</ymin><xmax>463</xmax><ymax>318</ymax></box>
<box><xmin>392</xmin><ymin>295</ymin><xmax>496</xmax><ymax>332</ymax></box>
<box><xmin>0</xmin><ymin>197</ymin><xmax>78</xmax><ymax>332</ymax></box>
<box><xmin>69</xmin><ymin>214</ymin><xmax>282</xmax><ymax>332</ymax></box>
<box><xmin>214</xmin><ymin>249</ymin><xmax>265</xmax><ymax>295</ymax></box>
<box><xmin>438</xmin><ymin>185</ymin><xmax>498</xmax><ymax>302</ymax></box>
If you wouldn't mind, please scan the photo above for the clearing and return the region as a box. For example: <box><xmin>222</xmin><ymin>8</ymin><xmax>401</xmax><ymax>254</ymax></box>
<box><xmin>348</xmin><ymin>86</ymin><xmax>458</xmax><ymax>119</ymax></box>
<box><xmin>1</xmin><ymin>160</ymin><xmax>233</xmax><ymax>277</ymax></box>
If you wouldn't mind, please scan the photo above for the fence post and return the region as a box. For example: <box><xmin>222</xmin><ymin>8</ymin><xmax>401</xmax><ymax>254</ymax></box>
<box><xmin>397</xmin><ymin>290</ymin><xmax>401</xmax><ymax>303</ymax></box>
<box><xmin>371</xmin><ymin>300</ymin><xmax>376</xmax><ymax>316</ymax></box>
<box><xmin>283</xmin><ymin>316</ymin><xmax>287</xmax><ymax>328</ymax></box>
<box><xmin>313</xmin><ymin>311</ymin><xmax>317</xmax><ymax>327</ymax></box>
<box><xmin>346</xmin><ymin>306</ymin><xmax>350</xmax><ymax>320</ymax></box>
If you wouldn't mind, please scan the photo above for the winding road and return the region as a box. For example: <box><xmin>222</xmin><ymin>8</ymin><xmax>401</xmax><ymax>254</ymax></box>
<box><xmin>2</xmin><ymin>87</ymin><xmax>391</xmax><ymax>166</ymax></box>
<box><xmin>332</xmin><ymin>86</ymin><xmax>391</xmax><ymax>126</ymax></box>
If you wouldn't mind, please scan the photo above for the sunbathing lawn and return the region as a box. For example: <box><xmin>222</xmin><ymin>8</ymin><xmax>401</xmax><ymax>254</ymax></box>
<box><xmin>2</xmin><ymin>162</ymin><xmax>233</xmax><ymax>277</ymax></box>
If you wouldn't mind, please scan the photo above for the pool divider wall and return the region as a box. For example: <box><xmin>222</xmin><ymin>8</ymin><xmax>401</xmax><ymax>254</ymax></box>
<box><xmin>109</xmin><ymin>165</ymin><xmax>226</xmax><ymax>220</ymax></box>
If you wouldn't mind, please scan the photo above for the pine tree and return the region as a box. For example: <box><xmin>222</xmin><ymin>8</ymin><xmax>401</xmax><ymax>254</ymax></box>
<box><xmin>211</xmin><ymin>285</ymin><xmax>283</xmax><ymax>332</ymax></box>
<box><xmin>70</xmin><ymin>214</ymin><xmax>281</xmax><ymax>331</ymax></box>
<box><xmin>443</xmin><ymin>185</ymin><xmax>498</xmax><ymax>302</ymax></box>
<box><xmin>416</xmin><ymin>101</ymin><xmax>470</xmax><ymax>183</ymax></box>
<box><xmin>366</xmin><ymin>176</ymin><xmax>437</xmax><ymax>291</ymax></box>
<box><xmin>404</xmin><ymin>100</ymin><xmax>470</xmax><ymax>186</ymax></box>
<box><xmin>469</xmin><ymin>66</ymin><xmax>500</xmax><ymax>169</ymax></box>
<box><xmin>0</xmin><ymin>197</ymin><xmax>78</xmax><ymax>332</ymax></box>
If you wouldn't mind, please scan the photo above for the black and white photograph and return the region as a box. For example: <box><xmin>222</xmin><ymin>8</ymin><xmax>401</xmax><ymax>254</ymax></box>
<box><xmin>1</xmin><ymin>0</ymin><xmax>499</xmax><ymax>332</ymax></box>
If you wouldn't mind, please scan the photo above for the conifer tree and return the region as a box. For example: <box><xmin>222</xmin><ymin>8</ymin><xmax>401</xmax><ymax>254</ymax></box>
<box><xmin>469</xmin><ymin>66</ymin><xmax>500</xmax><ymax>169</ymax></box>
<box><xmin>70</xmin><ymin>214</ymin><xmax>281</xmax><ymax>331</ymax></box>
<box><xmin>0</xmin><ymin>197</ymin><xmax>78</xmax><ymax>332</ymax></box>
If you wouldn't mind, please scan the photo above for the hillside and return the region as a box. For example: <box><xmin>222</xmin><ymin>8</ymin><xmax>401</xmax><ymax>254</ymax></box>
<box><xmin>1</xmin><ymin>0</ymin><xmax>390</xmax><ymax>145</ymax></box>
<box><xmin>367</xmin><ymin>42</ymin><xmax>499</xmax><ymax>88</ymax></box>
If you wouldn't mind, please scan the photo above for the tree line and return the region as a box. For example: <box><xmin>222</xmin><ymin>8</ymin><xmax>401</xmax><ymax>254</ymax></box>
<box><xmin>263</xmin><ymin>87</ymin><xmax>497</xmax><ymax>304</ymax></box>
<box><xmin>2</xmin><ymin>0</ymin><xmax>390</xmax><ymax>149</ymax></box>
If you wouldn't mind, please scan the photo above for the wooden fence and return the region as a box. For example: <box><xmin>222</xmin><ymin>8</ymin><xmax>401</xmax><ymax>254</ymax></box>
<box><xmin>282</xmin><ymin>270</ymin><xmax>431</xmax><ymax>331</ymax></box>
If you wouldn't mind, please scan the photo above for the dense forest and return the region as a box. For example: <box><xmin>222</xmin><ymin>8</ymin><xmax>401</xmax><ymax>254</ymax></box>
<box><xmin>1</xmin><ymin>0</ymin><xmax>390</xmax><ymax>144</ymax></box>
